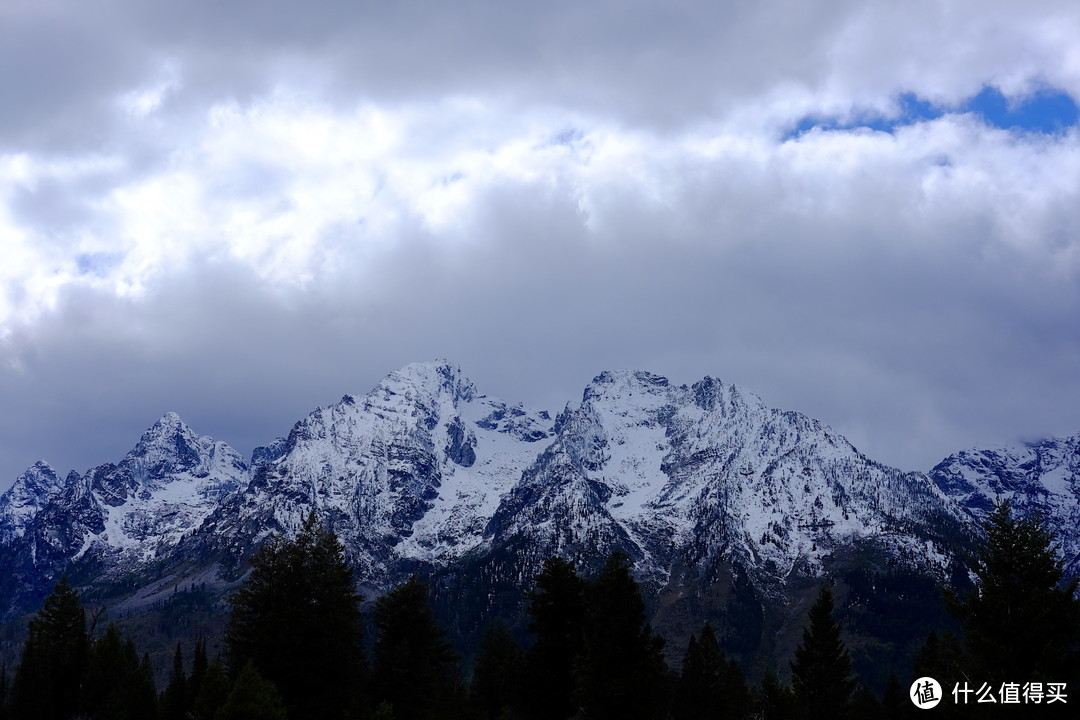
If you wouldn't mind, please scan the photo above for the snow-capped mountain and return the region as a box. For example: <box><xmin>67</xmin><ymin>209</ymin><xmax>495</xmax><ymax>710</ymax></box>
<box><xmin>0</xmin><ymin>360</ymin><xmax>1073</xmax><ymax>632</ymax></box>
<box><xmin>929</xmin><ymin>435</ymin><xmax>1080</xmax><ymax>575</ymax></box>
<box><xmin>0</xmin><ymin>461</ymin><xmax>67</xmax><ymax>545</ymax></box>
<box><xmin>0</xmin><ymin>413</ymin><xmax>249</xmax><ymax>617</ymax></box>
<box><xmin>484</xmin><ymin>370</ymin><xmax>967</xmax><ymax>594</ymax></box>
<box><xmin>179</xmin><ymin>362</ymin><xmax>555</xmax><ymax>583</ymax></box>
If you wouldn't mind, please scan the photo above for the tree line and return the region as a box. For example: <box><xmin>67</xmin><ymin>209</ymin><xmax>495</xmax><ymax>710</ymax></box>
<box><xmin>0</xmin><ymin>500</ymin><xmax>1076</xmax><ymax>719</ymax></box>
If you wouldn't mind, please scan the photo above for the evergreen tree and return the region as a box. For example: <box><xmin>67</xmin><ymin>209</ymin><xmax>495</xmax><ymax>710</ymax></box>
<box><xmin>216</xmin><ymin>661</ymin><xmax>288</xmax><ymax>720</ymax></box>
<box><xmin>911</xmin><ymin>631</ymin><xmax>966</xmax><ymax>720</ymax></box>
<box><xmin>880</xmin><ymin>673</ymin><xmax>914</xmax><ymax>720</ymax></box>
<box><xmin>133</xmin><ymin>652</ymin><xmax>160</xmax><ymax>720</ymax></box>
<box><xmin>192</xmin><ymin>657</ymin><xmax>231</xmax><ymax>720</ymax></box>
<box><xmin>9</xmin><ymin>577</ymin><xmax>88</xmax><ymax>720</ymax></box>
<box><xmin>789</xmin><ymin>584</ymin><xmax>854</xmax><ymax>720</ymax></box>
<box><xmin>953</xmin><ymin>499</ymin><xmax>1080</xmax><ymax>684</ymax></box>
<box><xmin>372</xmin><ymin>576</ymin><xmax>460</xmax><ymax>720</ymax></box>
<box><xmin>81</xmin><ymin>623</ymin><xmax>156</xmax><ymax>720</ymax></box>
<box><xmin>521</xmin><ymin>556</ymin><xmax>586</xmax><ymax>720</ymax></box>
<box><xmin>755</xmin><ymin>669</ymin><xmax>795</xmax><ymax>720</ymax></box>
<box><xmin>160</xmin><ymin>642</ymin><xmax>188</xmax><ymax>720</ymax></box>
<box><xmin>189</xmin><ymin>637</ymin><xmax>209</xmax><ymax>712</ymax></box>
<box><xmin>470</xmin><ymin>622</ymin><xmax>524</xmax><ymax>720</ymax></box>
<box><xmin>574</xmin><ymin>552</ymin><xmax>668</xmax><ymax>720</ymax></box>
<box><xmin>226</xmin><ymin>512</ymin><xmax>365</xmax><ymax>720</ymax></box>
<box><xmin>849</xmin><ymin>684</ymin><xmax>881</xmax><ymax>717</ymax></box>
<box><xmin>676</xmin><ymin>623</ymin><xmax>748</xmax><ymax>720</ymax></box>
<box><xmin>0</xmin><ymin>662</ymin><xmax>8</xmax><ymax>720</ymax></box>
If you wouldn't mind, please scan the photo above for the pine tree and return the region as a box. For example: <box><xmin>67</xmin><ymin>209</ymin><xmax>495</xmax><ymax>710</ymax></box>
<box><xmin>0</xmin><ymin>662</ymin><xmax>8</xmax><ymax>720</ymax></box>
<box><xmin>9</xmin><ymin>577</ymin><xmax>88</xmax><ymax>720</ymax></box>
<box><xmin>521</xmin><ymin>556</ymin><xmax>586</xmax><ymax>720</ymax></box>
<box><xmin>188</xmin><ymin>637</ymin><xmax>209</xmax><ymax>711</ymax></box>
<box><xmin>911</xmin><ymin>631</ymin><xmax>965</xmax><ymax>720</ymax></box>
<box><xmin>574</xmin><ymin>552</ymin><xmax>668</xmax><ymax>720</ymax></box>
<box><xmin>216</xmin><ymin>661</ymin><xmax>288</xmax><ymax>720</ymax></box>
<box><xmin>954</xmin><ymin>499</ymin><xmax>1080</xmax><ymax>684</ymax></box>
<box><xmin>789</xmin><ymin>584</ymin><xmax>855</xmax><ymax>720</ymax></box>
<box><xmin>755</xmin><ymin>668</ymin><xmax>795</xmax><ymax>720</ymax></box>
<box><xmin>133</xmin><ymin>652</ymin><xmax>160</xmax><ymax>720</ymax></box>
<box><xmin>372</xmin><ymin>576</ymin><xmax>460</xmax><ymax>720</ymax></box>
<box><xmin>81</xmin><ymin>623</ymin><xmax>156</xmax><ymax>720</ymax></box>
<box><xmin>225</xmin><ymin>512</ymin><xmax>365</xmax><ymax>720</ymax></box>
<box><xmin>470</xmin><ymin>622</ymin><xmax>524</xmax><ymax>720</ymax></box>
<box><xmin>880</xmin><ymin>672</ymin><xmax>915</xmax><ymax>720</ymax></box>
<box><xmin>192</xmin><ymin>657</ymin><xmax>231</xmax><ymax>720</ymax></box>
<box><xmin>676</xmin><ymin>623</ymin><xmax>749</xmax><ymax>720</ymax></box>
<box><xmin>160</xmin><ymin>642</ymin><xmax>188</xmax><ymax>720</ymax></box>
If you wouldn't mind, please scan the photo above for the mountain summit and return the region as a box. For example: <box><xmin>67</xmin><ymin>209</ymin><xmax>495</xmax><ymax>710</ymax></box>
<box><xmin>0</xmin><ymin>361</ymin><xmax>1073</xmax><ymax>662</ymax></box>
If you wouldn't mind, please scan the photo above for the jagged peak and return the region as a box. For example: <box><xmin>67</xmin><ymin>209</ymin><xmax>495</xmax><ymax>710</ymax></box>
<box><xmin>132</xmin><ymin>411</ymin><xmax>197</xmax><ymax>449</ymax></box>
<box><xmin>28</xmin><ymin>459</ymin><xmax>56</xmax><ymax>473</ymax></box>
<box><xmin>582</xmin><ymin>369</ymin><xmax>671</xmax><ymax>403</ymax></box>
<box><xmin>6</xmin><ymin>461</ymin><xmax>63</xmax><ymax>499</ymax></box>
<box><xmin>689</xmin><ymin>375</ymin><xmax>766</xmax><ymax>415</ymax></box>
<box><xmin>371</xmin><ymin>360</ymin><xmax>478</xmax><ymax>405</ymax></box>
<box><xmin>117</xmin><ymin>411</ymin><xmax>246</xmax><ymax>480</ymax></box>
<box><xmin>144</xmin><ymin>411</ymin><xmax>190</xmax><ymax>435</ymax></box>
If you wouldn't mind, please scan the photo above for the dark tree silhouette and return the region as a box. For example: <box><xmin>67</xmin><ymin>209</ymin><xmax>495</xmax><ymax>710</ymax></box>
<box><xmin>8</xmin><ymin>577</ymin><xmax>88</xmax><ymax>720</ymax></box>
<box><xmin>216</xmin><ymin>661</ymin><xmax>288</xmax><ymax>720</ymax></box>
<box><xmin>953</xmin><ymin>499</ymin><xmax>1080</xmax><ymax>685</ymax></box>
<box><xmin>0</xmin><ymin>662</ymin><xmax>7</xmax><ymax>720</ymax></box>
<box><xmin>225</xmin><ymin>512</ymin><xmax>365</xmax><ymax>720</ymax></box>
<box><xmin>160</xmin><ymin>642</ymin><xmax>188</xmax><ymax>720</ymax></box>
<box><xmin>755</xmin><ymin>668</ymin><xmax>795</xmax><ymax>720</ymax></box>
<box><xmin>81</xmin><ymin>623</ymin><xmax>157</xmax><ymax>720</ymax></box>
<box><xmin>188</xmin><ymin>637</ymin><xmax>209</xmax><ymax>712</ymax></box>
<box><xmin>574</xmin><ymin>552</ymin><xmax>668</xmax><ymax>720</ymax></box>
<box><xmin>470</xmin><ymin>622</ymin><xmax>524</xmax><ymax>720</ymax></box>
<box><xmin>192</xmin><ymin>657</ymin><xmax>231</xmax><ymax>720</ymax></box>
<box><xmin>372</xmin><ymin>576</ymin><xmax>460</xmax><ymax>720</ymax></box>
<box><xmin>789</xmin><ymin>584</ymin><xmax>854</xmax><ymax>720</ymax></box>
<box><xmin>521</xmin><ymin>556</ymin><xmax>587</xmax><ymax>720</ymax></box>
<box><xmin>677</xmin><ymin>623</ymin><xmax>749</xmax><ymax>720</ymax></box>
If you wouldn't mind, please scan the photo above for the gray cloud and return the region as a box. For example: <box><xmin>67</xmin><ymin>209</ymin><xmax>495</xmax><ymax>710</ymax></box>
<box><xmin>4</xmin><ymin>0</ymin><xmax>1078</xmax><ymax>154</ymax></box>
<box><xmin>3</xmin><ymin>143</ymin><xmax>1079</xmax><ymax>484</ymax></box>
<box><xmin>2</xmin><ymin>1</ymin><xmax>1080</xmax><ymax>488</ymax></box>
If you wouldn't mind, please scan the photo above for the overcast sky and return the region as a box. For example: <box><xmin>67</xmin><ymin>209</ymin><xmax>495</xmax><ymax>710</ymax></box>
<box><xmin>2</xmin><ymin>0</ymin><xmax>1080</xmax><ymax>489</ymax></box>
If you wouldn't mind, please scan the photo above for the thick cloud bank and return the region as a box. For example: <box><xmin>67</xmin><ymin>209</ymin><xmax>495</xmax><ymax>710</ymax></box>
<box><xmin>1</xmin><ymin>1</ymin><xmax>1079</xmax><ymax>486</ymax></box>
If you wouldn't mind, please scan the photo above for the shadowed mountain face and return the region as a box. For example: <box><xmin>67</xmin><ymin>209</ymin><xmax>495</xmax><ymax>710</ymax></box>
<box><xmin>929</xmin><ymin>436</ymin><xmax>1080</xmax><ymax>576</ymax></box>
<box><xmin>0</xmin><ymin>361</ymin><xmax>1072</xmax><ymax>675</ymax></box>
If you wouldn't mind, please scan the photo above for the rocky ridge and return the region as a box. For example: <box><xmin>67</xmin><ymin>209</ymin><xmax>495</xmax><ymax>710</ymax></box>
<box><xmin>0</xmin><ymin>361</ymin><xmax>1074</xmax><ymax>628</ymax></box>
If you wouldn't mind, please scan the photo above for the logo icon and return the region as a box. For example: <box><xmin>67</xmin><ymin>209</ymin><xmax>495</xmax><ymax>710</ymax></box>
<box><xmin>911</xmin><ymin>677</ymin><xmax>942</xmax><ymax>709</ymax></box>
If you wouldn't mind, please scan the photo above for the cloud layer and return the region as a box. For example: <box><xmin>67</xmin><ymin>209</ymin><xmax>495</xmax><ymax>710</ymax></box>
<box><xmin>2</xmin><ymin>1</ymin><xmax>1079</xmax><ymax>486</ymax></box>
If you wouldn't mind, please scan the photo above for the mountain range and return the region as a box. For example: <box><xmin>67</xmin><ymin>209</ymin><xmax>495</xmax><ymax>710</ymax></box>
<box><xmin>1</xmin><ymin>360</ymin><xmax>1077</xmax><ymax>675</ymax></box>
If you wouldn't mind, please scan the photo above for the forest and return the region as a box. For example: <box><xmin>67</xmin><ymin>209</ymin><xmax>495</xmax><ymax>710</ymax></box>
<box><xmin>0</xmin><ymin>501</ymin><xmax>1076</xmax><ymax>720</ymax></box>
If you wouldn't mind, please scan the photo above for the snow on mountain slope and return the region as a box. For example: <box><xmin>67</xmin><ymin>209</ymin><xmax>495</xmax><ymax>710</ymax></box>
<box><xmin>0</xmin><ymin>461</ymin><xmax>66</xmax><ymax>545</ymax></box>
<box><xmin>486</xmin><ymin>370</ymin><xmax>966</xmax><ymax>587</ymax></box>
<box><xmin>3</xmin><ymin>360</ymin><xmax>1027</xmax><ymax>622</ymax></box>
<box><xmin>0</xmin><ymin>413</ymin><xmax>249</xmax><ymax>619</ymax></box>
<box><xmin>17</xmin><ymin>413</ymin><xmax>248</xmax><ymax>567</ymax></box>
<box><xmin>188</xmin><ymin>361</ymin><xmax>554</xmax><ymax>582</ymax></box>
<box><xmin>930</xmin><ymin>435</ymin><xmax>1080</xmax><ymax>574</ymax></box>
<box><xmin>88</xmin><ymin>412</ymin><xmax>249</xmax><ymax>558</ymax></box>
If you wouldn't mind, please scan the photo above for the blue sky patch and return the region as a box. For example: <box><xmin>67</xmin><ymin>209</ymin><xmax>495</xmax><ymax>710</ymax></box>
<box><xmin>75</xmin><ymin>251</ymin><xmax>125</xmax><ymax>277</ymax></box>
<box><xmin>964</xmin><ymin>86</ymin><xmax>1079</xmax><ymax>133</ymax></box>
<box><xmin>786</xmin><ymin>86</ymin><xmax>1079</xmax><ymax>139</ymax></box>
